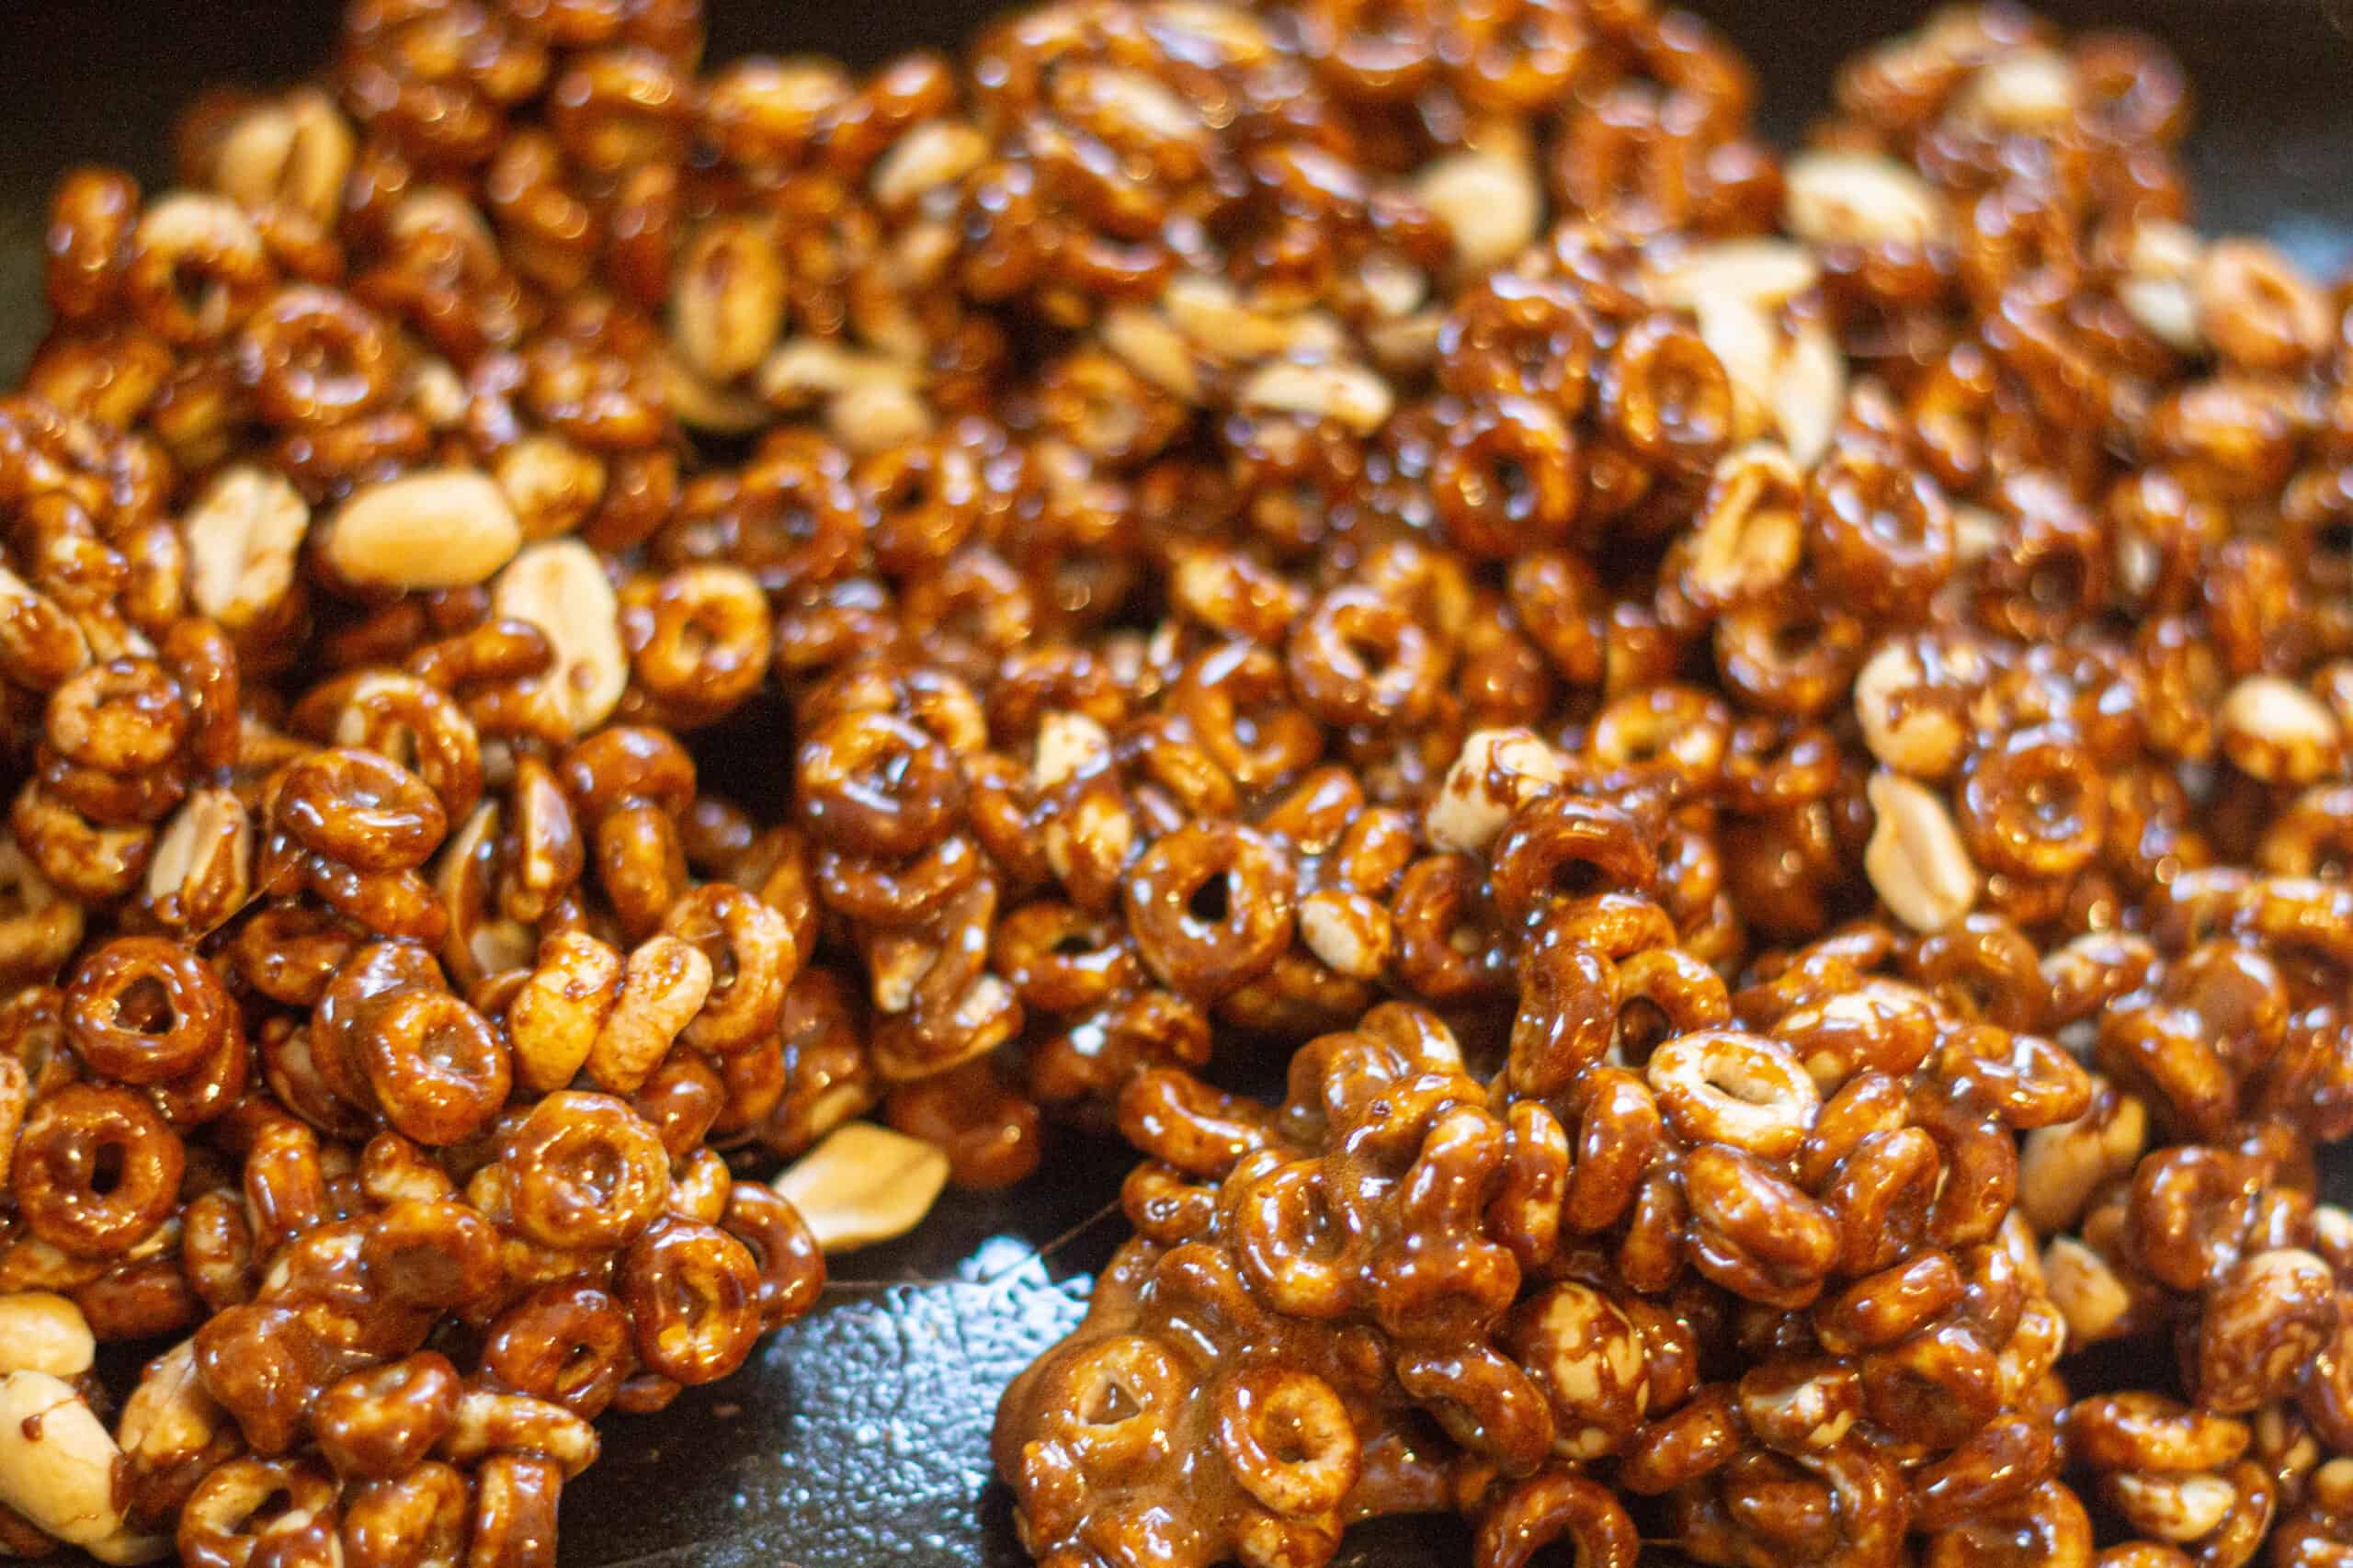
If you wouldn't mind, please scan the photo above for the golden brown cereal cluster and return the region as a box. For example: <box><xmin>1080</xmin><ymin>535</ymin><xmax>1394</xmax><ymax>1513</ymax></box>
<box><xmin>0</xmin><ymin>0</ymin><xmax>2349</xmax><ymax>1563</ymax></box>
<box><xmin>996</xmin><ymin>785</ymin><xmax>2098</xmax><ymax>1568</ymax></box>
<box><xmin>983</xmin><ymin>3</ymin><xmax>2353</xmax><ymax>1568</ymax></box>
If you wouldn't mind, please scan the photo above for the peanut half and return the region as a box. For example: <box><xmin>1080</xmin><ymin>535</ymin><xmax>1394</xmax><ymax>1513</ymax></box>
<box><xmin>771</xmin><ymin>1121</ymin><xmax>951</xmax><ymax>1253</ymax></box>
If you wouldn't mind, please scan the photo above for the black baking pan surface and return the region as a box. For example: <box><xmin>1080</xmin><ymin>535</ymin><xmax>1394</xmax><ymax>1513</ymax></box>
<box><xmin>3</xmin><ymin>2</ymin><xmax>2351</xmax><ymax>1564</ymax></box>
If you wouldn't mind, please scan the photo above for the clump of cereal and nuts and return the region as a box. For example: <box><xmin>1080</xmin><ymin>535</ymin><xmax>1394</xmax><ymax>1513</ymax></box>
<box><xmin>0</xmin><ymin>0</ymin><xmax>2347</xmax><ymax>1564</ymax></box>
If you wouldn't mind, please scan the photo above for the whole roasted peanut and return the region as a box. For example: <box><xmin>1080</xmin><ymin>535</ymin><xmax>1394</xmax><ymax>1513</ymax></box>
<box><xmin>1414</xmin><ymin>139</ymin><xmax>1542</xmax><ymax>272</ymax></box>
<box><xmin>1502</xmin><ymin>1282</ymin><xmax>1651</xmax><ymax>1460</ymax></box>
<box><xmin>322</xmin><ymin>468</ymin><xmax>523</xmax><ymax>590</ymax></box>
<box><xmin>0</xmin><ymin>1369</ymin><xmax>128</xmax><ymax>1545</ymax></box>
<box><xmin>1784</xmin><ymin>150</ymin><xmax>1946</xmax><ymax>246</ymax></box>
<box><xmin>672</xmin><ymin>216</ymin><xmax>789</xmax><ymax>382</ymax></box>
<box><xmin>2218</xmin><ymin>676</ymin><xmax>2341</xmax><ymax>785</ymax></box>
<box><xmin>0</xmin><ymin>1292</ymin><xmax>95</xmax><ymax>1377</ymax></box>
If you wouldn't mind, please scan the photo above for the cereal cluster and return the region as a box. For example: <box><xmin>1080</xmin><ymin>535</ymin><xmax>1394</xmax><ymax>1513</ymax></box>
<box><xmin>980</xmin><ymin>6</ymin><xmax>2353</xmax><ymax>1568</ymax></box>
<box><xmin>0</xmin><ymin>0</ymin><xmax>2346</xmax><ymax>1564</ymax></box>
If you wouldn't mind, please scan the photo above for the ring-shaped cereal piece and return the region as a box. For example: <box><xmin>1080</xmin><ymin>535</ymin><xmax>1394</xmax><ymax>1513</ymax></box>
<box><xmin>358</xmin><ymin>989</ymin><xmax>511</xmax><ymax>1146</ymax></box>
<box><xmin>341</xmin><ymin>1462</ymin><xmax>471</xmax><ymax>1568</ymax></box>
<box><xmin>1013</xmin><ymin>1332</ymin><xmax>1187</xmax><ymax>1483</ymax></box>
<box><xmin>631</xmin><ymin>1051</ymin><xmax>728</xmax><ymax>1160</ymax></box>
<box><xmin>1490</xmin><ymin>795</ymin><xmax>1659</xmax><ymax>926</ymax></box>
<box><xmin>857</xmin><ymin>437</ymin><xmax>982</xmax><ymax>575</ymax></box>
<box><xmin>1233</xmin><ymin>1159</ymin><xmax>1364</xmax><ymax>1319</ymax></box>
<box><xmin>239</xmin><ymin>284</ymin><xmax>397</xmax><ymax>427</ymax></box>
<box><xmin>43</xmin><ymin>658</ymin><xmax>189</xmax><ymax>773</ymax></box>
<box><xmin>1683</xmin><ymin>1143</ymin><xmax>1838</xmax><ymax>1287</ymax></box>
<box><xmin>1616</xmin><ymin>1387</ymin><xmax>1742</xmax><ymax>1497</ymax></box>
<box><xmin>2066</xmin><ymin>1391</ymin><xmax>2250</xmax><ymax>1473</ymax></box>
<box><xmin>1123</xmin><ymin>822</ymin><xmax>1297</xmax><ymax>996</ymax></box>
<box><xmin>718</xmin><ymin>1182</ymin><xmax>825</xmax><ymax>1331</ymax></box>
<box><xmin>1603</xmin><ymin>314</ymin><xmax>1731</xmax><ymax>473</ymax></box>
<box><xmin>1475</xmin><ymin>1469</ymin><xmax>1642</xmax><ymax>1568</ymax></box>
<box><xmin>1805</xmin><ymin>440</ymin><xmax>1955</xmax><ymax>616</ymax></box>
<box><xmin>1613</xmin><ymin>944</ymin><xmax>1733</xmax><ymax>1044</ymax></box>
<box><xmin>1813</xmin><ymin>1251</ymin><xmax>1964</xmax><ymax>1356</ymax></box>
<box><xmin>1563</xmin><ymin>1067</ymin><xmax>1665</xmax><ymax>1235</ymax></box>
<box><xmin>620</xmin><ymin>563</ymin><xmax>774</xmax><ymax>722</ymax></box>
<box><xmin>617</xmin><ymin>1217</ymin><xmax>764</xmax><ymax>1385</ymax></box>
<box><xmin>361</xmin><ymin>1197</ymin><xmax>502</xmax><ymax>1312</ymax></box>
<box><xmin>469</xmin><ymin>1453</ymin><xmax>565</xmax><ymax>1568</ymax></box>
<box><xmin>290</xmin><ymin>670</ymin><xmax>483</xmax><ymax>824</ymax></box>
<box><xmin>1648</xmin><ymin>1028</ymin><xmax>1820</xmax><ymax>1160</ymax></box>
<box><xmin>483</xmin><ymin>1281</ymin><xmax>637</xmax><ymax>1420</ymax></box>
<box><xmin>1507</xmin><ymin>930</ymin><xmax>1618</xmax><ymax>1097</ymax></box>
<box><xmin>505</xmin><ymin>1090</ymin><xmax>673</xmax><ymax>1252</ymax></box>
<box><xmin>12</xmin><ymin>1083</ymin><xmax>185</xmax><ymax>1257</ymax></box>
<box><xmin>796</xmin><ymin>709</ymin><xmax>964</xmax><ymax>859</ymax></box>
<box><xmin>1713</xmin><ymin>583</ymin><xmax>1871</xmax><ymax>718</ymax></box>
<box><xmin>663</xmin><ymin>881</ymin><xmax>798</xmax><ymax>1054</ymax></box>
<box><xmin>63</xmin><ymin>936</ymin><xmax>232</xmax><ymax>1085</ymax></box>
<box><xmin>1395</xmin><ymin>1342</ymin><xmax>1557</xmax><ymax>1477</ymax></box>
<box><xmin>1439</xmin><ymin>272</ymin><xmax>1598</xmax><ymax>412</ymax></box>
<box><xmin>124</xmin><ymin>193</ymin><xmax>272</xmax><ymax>347</ymax></box>
<box><xmin>277</xmin><ymin>746</ymin><xmax>450</xmax><ymax>873</ymax></box>
<box><xmin>707</xmin><ymin>1039</ymin><xmax>789</xmax><ymax>1139</ymax></box>
<box><xmin>1859</xmin><ymin>1319</ymin><xmax>2005</xmax><ymax>1450</ymax></box>
<box><xmin>313</xmin><ymin>1351</ymin><xmax>462</xmax><ymax>1481</ymax></box>
<box><xmin>1431</xmin><ymin>396</ymin><xmax>1584</xmax><ymax>562</ymax></box>
<box><xmin>1285</xmin><ymin>585</ymin><xmax>1445</xmax><ymax>728</ymax></box>
<box><xmin>1211</xmin><ymin>1364</ymin><xmax>1361</xmax><ymax>1519</ymax></box>
<box><xmin>176</xmin><ymin>1455</ymin><xmax>339</xmax><ymax>1568</ymax></box>
<box><xmin>1391</xmin><ymin>854</ymin><xmax>1511</xmax><ymax>1002</ymax></box>
<box><xmin>1958</xmin><ymin>725</ymin><xmax>2107</xmax><ymax>880</ymax></box>
<box><xmin>1172</xmin><ymin>644</ymin><xmax>1324</xmax><ymax>793</ymax></box>
<box><xmin>148</xmin><ymin>1021</ymin><xmax>252</xmax><ymax>1128</ymax></box>
<box><xmin>993</xmin><ymin>900</ymin><xmax>1141</xmax><ymax>1012</ymax></box>
<box><xmin>1116</xmin><ymin>1065</ymin><xmax>1275</xmax><ymax>1178</ymax></box>
<box><xmin>1824</xmin><ymin>1125</ymin><xmax>1943</xmax><ymax>1276</ymax></box>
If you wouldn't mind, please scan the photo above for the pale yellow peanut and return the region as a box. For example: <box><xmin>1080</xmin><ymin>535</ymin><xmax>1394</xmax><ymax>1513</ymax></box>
<box><xmin>1413</xmin><ymin>137</ymin><xmax>1541</xmax><ymax>273</ymax></box>
<box><xmin>324</xmin><ymin>469</ymin><xmax>522</xmax><ymax>590</ymax></box>
<box><xmin>1784</xmin><ymin>150</ymin><xmax>1945</xmax><ymax>247</ymax></box>
<box><xmin>144</xmin><ymin>789</ymin><xmax>251</xmax><ymax>933</ymax></box>
<box><xmin>492</xmin><ymin>540</ymin><xmax>628</xmax><ymax>736</ymax></box>
<box><xmin>210</xmin><ymin>87</ymin><xmax>353</xmax><ymax>223</ymax></box>
<box><xmin>1864</xmin><ymin>772</ymin><xmax>1978</xmax><ymax>932</ymax></box>
<box><xmin>672</xmin><ymin>216</ymin><xmax>789</xmax><ymax>382</ymax></box>
<box><xmin>0</xmin><ymin>1294</ymin><xmax>94</xmax><ymax>1378</ymax></box>
<box><xmin>2219</xmin><ymin>675</ymin><xmax>2341</xmax><ymax>785</ymax></box>
<box><xmin>1426</xmin><ymin>728</ymin><xmax>1570</xmax><ymax>854</ymax></box>
<box><xmin>772</xmin><ymin>1122</ymin><xmax>950</xmax><ymax>1253</ymax></box>
<box><xmin>182</xmin><ymin>466</ymin><xmax>308</xmax><ymax>630</ymax></box>
<box><xmin>0</xmin><ymin>1370</ymin><xmax>126</xmax><ymax>1546</ymax></box>
<box><xmin>1235</xmin><ymin>359</ymin><xmax>1393</xmax><ymax>436</ymax></box>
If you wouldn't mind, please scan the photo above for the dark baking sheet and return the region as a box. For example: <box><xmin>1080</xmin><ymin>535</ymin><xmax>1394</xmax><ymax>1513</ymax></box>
<box><xmin>3</xmin><ymin>2</ymin><xmax>2350</xmax><ymax>1564</ymax></box>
